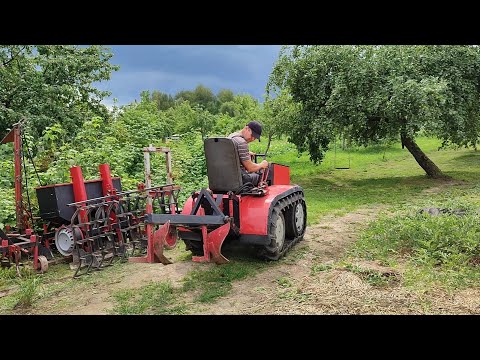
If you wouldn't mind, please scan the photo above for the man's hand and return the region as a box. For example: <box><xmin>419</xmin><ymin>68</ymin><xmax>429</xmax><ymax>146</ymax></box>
<box><xmin>249</xmin><ymin>151</ymin><xmax>256</xmax><ymax>157</ymax></box>
<box><xmin>241</xmin><ymin>158</ymin><xmax>268</xmax><ymax>173</ymax></box>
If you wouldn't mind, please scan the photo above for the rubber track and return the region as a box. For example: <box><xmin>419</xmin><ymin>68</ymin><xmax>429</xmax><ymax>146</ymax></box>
<box><xmin>262</xmin><ymin>191</ymin><xmax>306</xmax><ymax>261</ymax></box>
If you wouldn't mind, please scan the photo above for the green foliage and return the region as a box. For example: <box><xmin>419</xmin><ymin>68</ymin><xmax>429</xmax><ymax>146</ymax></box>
<box><xmin>0</xmin><ymin>45</ymin><xmax>119</xmax><ymax>140</ymax></box>
<box><xmin>35</xmin><ymin>93</ymin><xmax>169</xmax><ymax>188</ymax></box>
<box><xmin>0</xmin><ymin>188</ymin><xmax>15</xmax><ymax>227</ymax></box>
<box><xmin>217</xmin><ymin>89</ymin><xmax>234</xmax><ymax>103</ymax></box>
<box><xmin>151</xmin><ymin>90</ymin><xmax>175</xmax><ymax>111</ymax></box>
<box><xmin>0</xmin><ymin>267</ymin><xmax>42</xmax><ymax>310</ymax></box>
<box><xmin>114</xmin><ymin>92</ymin><xmax>169</xmax><ymax>144</ymax></box>
<box><xmin>0</xmin><ymin>265</ymin><xmax>35</xmax><ymax>282</ymax></box>
<box><xmin>212</xmin><ymin>113</ymin><xmax>240</xmax><ymax>136</ymax></box>
<box><xmin>0</xmin><ymin>142</ymin><xmax>16</xmax><ymax>226</ymax></box>
<box><xmin>268</xmin><ymin>45</ymin><xmax>480</xmax><ymax>174</ymax></box>
<box><xmin>168</xmin><ymin>134</ymin><xmax>208</xmax><ymax>204</ymax></box>
<box><xmin>263</xmin><ymin>89</ymin><xmax>302</xmax><ymax>153</ymax></box>
<box><xmin>214</xmin><ymin>94</ymin><xmax>264</xmax><ymax>137</ymax></box>
<box><xmin>175</xmin><ymin>85</ymin><xmax>219</xmax><ymax>114</ymax></box>
<box><xmin>174</xmin><ymin>103</ymin><xmax>216</xmax><ymax>139</ymax></box>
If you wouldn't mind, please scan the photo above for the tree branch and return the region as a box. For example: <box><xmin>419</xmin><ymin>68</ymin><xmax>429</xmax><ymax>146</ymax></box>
<box><xmin>1</xmin><ymin>46</ymin><xmax>27</xmax><ymax>68</ymax></box>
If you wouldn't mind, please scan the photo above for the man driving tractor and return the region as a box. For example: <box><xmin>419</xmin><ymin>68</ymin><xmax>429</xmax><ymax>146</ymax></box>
<box><xmin>228</xmin><ymin>121</ymin><xmax>268</xmax><ymax>186</ymax></box>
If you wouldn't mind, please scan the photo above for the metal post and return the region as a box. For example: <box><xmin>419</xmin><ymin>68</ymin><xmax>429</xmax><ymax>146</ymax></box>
<box><xmin>143</xmin><ymin>145</ymin><xmax>173</xmax><ymax>208</ymax></box>
<box><xmin>129</xmin><ymin>145</ymin><xmax>174</xmax><ymax>264</ymax></box>
<box><xmin>1</xmin><ymin>123</ymin><xmax>26</xmax><ymax>230</ymax></box>
<box><xmin>30</xmin><ymin>232</ymin><xmax>38</xmax><ymax>271</ymax></box>
<box><xmin>166</xmin><ymin>150</ymin><xmax>172</xmax><ymax>185</ymax></box>
<box><xmin>13</xmin><ymin>125</ymin><xmax>23</xmax><ymax>230</ymax></box>
<box><xmin>144</xmin><ymin>147</ymin><xmax>152</xmax><ymax>207</ymax></box>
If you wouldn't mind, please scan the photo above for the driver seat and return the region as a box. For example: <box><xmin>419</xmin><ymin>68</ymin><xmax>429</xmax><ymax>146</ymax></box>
<box><xmin>204</xmin><ymin>137</ymin><xmax>243</xmax><ymax>193</ymax></box>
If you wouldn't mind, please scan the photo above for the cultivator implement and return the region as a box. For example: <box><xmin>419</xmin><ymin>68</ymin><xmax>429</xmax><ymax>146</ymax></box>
<box><xmin>145</xmin><ymin>188</ymin><xmax>233</xmax><ymax>264</ymax></box>
<box><xmin>68</xmin><ymin>184</ymin><xmax>181</xmax><ymax>277</ymax></box>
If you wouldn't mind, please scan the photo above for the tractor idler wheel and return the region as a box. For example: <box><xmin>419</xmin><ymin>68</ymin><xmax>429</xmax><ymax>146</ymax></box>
<box><xmin>37</xmin><ymin>255</ymin><xmax>49</xmax><ymax>273</ymax></box>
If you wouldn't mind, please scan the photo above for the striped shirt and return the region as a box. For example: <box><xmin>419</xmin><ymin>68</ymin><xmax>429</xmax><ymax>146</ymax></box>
<box><xmin>228</xmin><ymin>132</ymin><xmax>249</xmax><ymax>170</ymax></box>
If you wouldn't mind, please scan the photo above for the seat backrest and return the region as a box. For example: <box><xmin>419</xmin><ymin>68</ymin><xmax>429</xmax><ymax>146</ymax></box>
<box><xmin>204</xmin><ymin>137</ymin><xmax>243</xmax><ymax>193</ymax></box>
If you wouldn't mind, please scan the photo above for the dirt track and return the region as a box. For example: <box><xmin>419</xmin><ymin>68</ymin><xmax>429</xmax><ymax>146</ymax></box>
<box><xmin>27</xmin><ymin>203</ymin><xmax>480</xmax><ymax>315</ymax></box>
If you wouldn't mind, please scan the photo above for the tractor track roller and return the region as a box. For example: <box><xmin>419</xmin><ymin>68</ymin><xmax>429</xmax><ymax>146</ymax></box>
<box><xmin>261</xmin><ymin>191</ymin><xmax>307</xmax><ymax>261</ymax></box>
<box><xmin>37</xmin><ymin>255</ymin><xmax>49</xmax><ymax>273</ymax></box>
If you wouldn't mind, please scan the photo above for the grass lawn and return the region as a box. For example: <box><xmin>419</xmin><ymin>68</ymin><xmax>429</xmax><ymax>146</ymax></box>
<box><xmin>252</xmin><ymin>137</ymin><xmax>480</xmax><ymax>223</ymax></box>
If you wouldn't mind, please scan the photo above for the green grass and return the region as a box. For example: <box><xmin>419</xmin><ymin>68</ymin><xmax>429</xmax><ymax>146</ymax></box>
<box><xmin>260</xmin><ymin>136</ymin><xmax>480</xmax><ymax>224</ymax></box>
<box><xmin>14</xmin><ymin>277</ymin><xmax>41</xmax><ymax>309</ymax></box>
<box><xmin>182</xmin><ymin>258</ymin><xmax>264</xmax><ymax>303</ymax></box>
<box><xmin>111</xmin><ymin>281</ymin><xmax>188</xmax><ymax>315</ymax></box>
<box><xmin>0</xmin><ymin>258</ymin><xmax>131</xmax><ymax>313</ymax></box>
<box><xmin>0</xmin><ymin>266</ymin><xmax>39</xmax><ymax>311</ymax></box>
<box><xmin>350</xmin><ymin>189</ymin><xmax>480</xmax><ymax>290</ymax></box>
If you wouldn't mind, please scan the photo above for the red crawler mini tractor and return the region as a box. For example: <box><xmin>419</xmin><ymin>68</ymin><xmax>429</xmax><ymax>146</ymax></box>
<box><xmin>145</xmin><ymin>137</ymin><xmax>307</xmax><ymax>263</ymax></box>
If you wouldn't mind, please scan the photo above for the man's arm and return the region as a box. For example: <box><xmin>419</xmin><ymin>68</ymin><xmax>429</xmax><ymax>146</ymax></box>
<box><xmin>241</xmin><ymin>158</ymin><xmax>268</xmax><ymax>173</ymax></box>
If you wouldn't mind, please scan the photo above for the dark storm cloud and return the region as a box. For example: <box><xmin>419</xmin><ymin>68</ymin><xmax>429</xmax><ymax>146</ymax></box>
<box><xmin>97</xmin><ymin>45</ymin><xmax>282</xmax><ymax>107</ymax></box>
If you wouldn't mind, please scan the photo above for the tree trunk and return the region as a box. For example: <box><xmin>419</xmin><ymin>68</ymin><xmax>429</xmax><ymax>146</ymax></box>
<box><xmin>400</xmin><ymin>133</ymin><xmax>446</xmax><ymax>178</ymax></box>
<box><xmin>265</xmin><ymin>133</ymin><xmax>273</xmax><ymax>156</ymax></box>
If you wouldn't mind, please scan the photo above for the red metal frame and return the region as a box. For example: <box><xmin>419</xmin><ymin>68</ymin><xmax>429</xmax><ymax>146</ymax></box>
<box><xmin>128</xmin><ymin>203</ymin><xmax>173</xmax><ymax>265</ymax></box>
<box><xmin>181</xmin><ymin>185</ymin><xmax>296</xmax><ymax>237</ymax></box>
<box><xmin>271</xmin><ymin>164</ymin><xmax>290</xmax><ymax>185</ymax></box>
<box><xmin>13</xmin><ymin>125</ymin><xmax>24</xmax><ymax>230</ymax></box>
<box><xmin>0</xmin><ymin>123</ymin><xmax>40</xmax><ymax>270</ymax></box>
<box><xmin>70</xmin><ymin>166</ymin><xmax>89</xmax><ymax>224</ymax></box>
<box><xmin>191</xmin><ymin>222</ymin><xmax>230</xmax><ymax>264</ymax></box>
<box><xmin>99</xmin><ymin>163</ymin><xmax>114</xmax><ymax>196</ymax></box>
<box><xmin>1</xmin><ymin>124</ymin><xmax>28</xmax><ymax>230</ymax></box>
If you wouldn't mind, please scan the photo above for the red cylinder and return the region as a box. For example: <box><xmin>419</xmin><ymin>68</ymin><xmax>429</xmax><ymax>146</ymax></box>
<box><xmin>70</xmin><ymin>166</ymin><xmax>88</xmax><ymax>223</ymax></box>
<box><xmin>99</xmin><ymin>163</ymin><xmax>114</xmax><ymax>196</ymax></box>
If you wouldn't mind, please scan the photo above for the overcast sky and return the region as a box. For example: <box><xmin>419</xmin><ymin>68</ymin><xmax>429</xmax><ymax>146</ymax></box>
<box><xmin>96</xmin><ymin>45</ymin><xmax>283</xmax><ymax>107</ymax></box>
